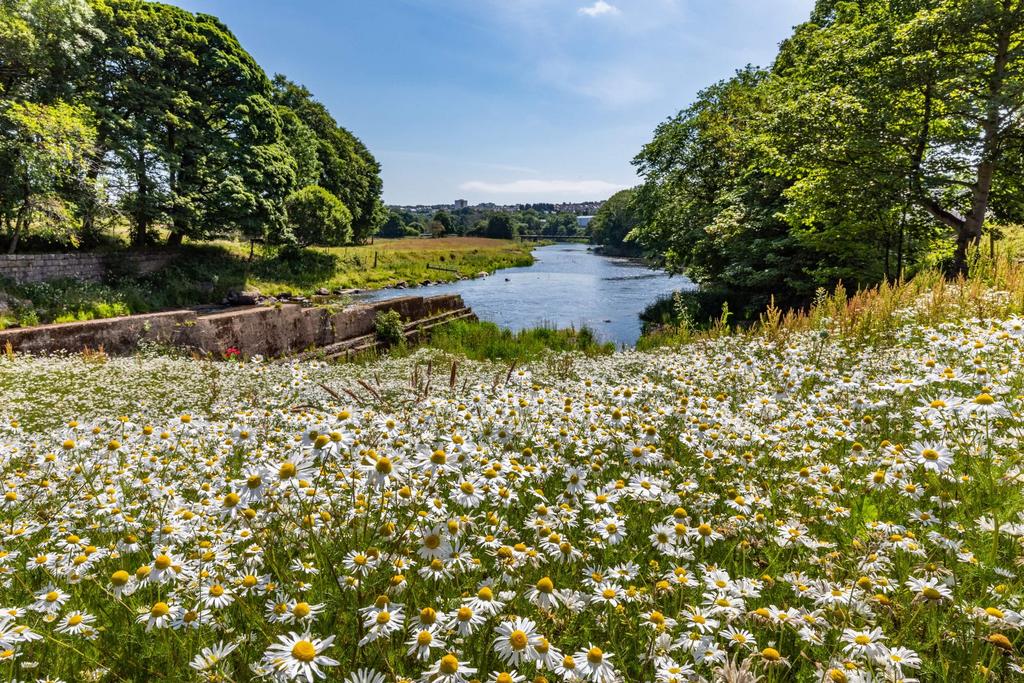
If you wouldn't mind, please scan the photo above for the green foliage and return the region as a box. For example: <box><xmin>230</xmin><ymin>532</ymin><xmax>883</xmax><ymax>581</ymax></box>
<box><xmin>0</xmin><ymin>0</ymin><xmax>383</xmax><ymax>251</ymax></box>
<box><xmin>634</xmin><ymin>0</ymin><xmax>1024</xmax><ymax>302</ymax></box>
<box><xmin>432</xmin><ymin>210</ymin><xmax>453</xmax><ymax>234</ymax></box>
<box><xmin>284</xmin><ymin>185</ymin><xmax>352</xmax><ymax>246</ymax></box>
<box><xmin>542</xmin><ymin>211</ymin><xmax>579</xmax><ymax>237</ymax></box>
<box><xmin>378</xmin><ymin>209</ymin><xmax>422</xmax><ymax>238</ymax></box>
<box><xmin>0</xmin><ymin>277</ymin><xmax>137</xmax><ymax>329</ymax></box>
<box><xmin>271</xmin><ymin>76</ymin><xmax>384</xmax><ymax>243</ymax></box>
<box><xmin>426</xmin><ymin>320</ymin><xmax>614</xmax><ymax>361</ymax></box>
<box><xmin>374</xmin><ymin>309</ymin><xmax>405</xmax><ymax>346</ymax></box>
<box><xmin>633</xmin><ymin>68</ymin><xmax>822</xmax><ymax>302</ymax></box>
<box><xmin>84</xmin><ymin>0</ymin><xmax>296</xmax><ymax>245</ymax></box>
<box><xmin>589</xmin><ymin>188</ymin><xmax>640</xmax><ymax>251</ymax></box>
<box><xmin>483</xmin><ymin>213</ymin><xmax>517</xmax><ymax>240</ymax></box>
<box><xmin>0</xmin><ymin>99</ymin><xmax>96</xmax><ymax>252</ymax></box>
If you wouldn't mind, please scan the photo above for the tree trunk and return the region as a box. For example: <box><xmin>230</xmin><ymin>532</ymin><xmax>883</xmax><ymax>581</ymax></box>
<box><xmin>132</xmin><ymin>143</ymin><xmax>151</xmax><ymax>247</ymax></box>
<box><xmin>80</xmin><ymin>143</ymin><xmax>106</xmax><ymax>241</ymax></box>
<box><xmin>7</xmin><ymin>203</ymin><xmax>29</xmax><ymax>255</ymax></box>
<box><xmin>896</xmin><ymin>204</ymin><xmax>906</xmax><ymax>279</ymax></box>
<box><xmin>167</xmin><ymin>232</ymin><xmax>183</xmax><ymax>247</ymax></box>
<box><xmin>915</xmin><ymin>7</ymin><xmax>1012</xmax><ymax>278</ymax></box>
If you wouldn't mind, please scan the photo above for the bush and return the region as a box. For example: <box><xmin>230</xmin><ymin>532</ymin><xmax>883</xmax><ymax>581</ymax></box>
<box><xmin>285</xmin><ymin>185</ymin><xmax>353</xmax><ymax>246</ymax></box>
<box><xmin>374</xmin><ymin>310</ymin><xmax>405</xmax><ymax>346</ymax></box>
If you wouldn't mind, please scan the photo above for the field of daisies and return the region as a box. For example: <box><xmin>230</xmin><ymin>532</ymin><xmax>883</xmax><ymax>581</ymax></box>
<box><xmin>1</xmin><ymin>275</ymin><xmax>1024</xmax><ymax>683</ymax></box>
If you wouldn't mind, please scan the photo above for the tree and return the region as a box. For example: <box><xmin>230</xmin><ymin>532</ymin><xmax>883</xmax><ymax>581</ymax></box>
<box><xmin>432</xmin><ymin>210</ymin><xmax>453</xmax><ymax>234</ymax></box>
<box><xmin>768</xmin><ymin>0</ymin><xmax>1024</xmax><ymax>275</ymax></box>
<box><xmin>589</xmin><ymin>189</ymin><xmax>639</xmax><ymax>250</ymax></box>
<box><xmin>285</xmin><ymin>185</ymin><xmax>352</xmax><ymax>246</ymax></box>
<box><xmin>0</xmin><ymin>0</ymin><xmax>99</xmax><ymax>102</ymax></box>
<box><xmin>545</xmin><ymin>212</ymin><xmax>579</xmax><ymax>236</ymax></box>
<box><xmin>272</xmin><ymin>76</ymin><xmax>385</xmax><ymax>243</ymax></box>
<box><xmin>84</xmin><ymin>0</ymin><xmax>295</xmax><ymax>245</ymax></box>
<box><xmin>633</xmin><ymin>69</ymin><xmax>821</xmax><ymax>302</ymax></box>
<box><xmin>278</xmin><ymin>106</ymin><xmax>322</xmax><ymax>189</ymax></box>
<box><xmin>483</xmin><ymin>213</ymin><xmax>517</xmax><ymax>240</ymax></box>
<box><xmin>0</xmin><ymin>100</ymin><xmax>96</xmax><ymax>252</ymax></box>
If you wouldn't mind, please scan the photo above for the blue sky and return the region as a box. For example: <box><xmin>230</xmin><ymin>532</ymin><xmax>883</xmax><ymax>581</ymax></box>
<box><xmin>173</xmin><ymin>0</ymin><xmax>815</xmax><ymax>205</ymax></box>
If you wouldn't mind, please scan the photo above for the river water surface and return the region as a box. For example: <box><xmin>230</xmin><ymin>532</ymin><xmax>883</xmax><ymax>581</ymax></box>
<box><xmin>358</xmin><ymin>243</ymin><xmax>694</xmax><ymax>346</ymax></box>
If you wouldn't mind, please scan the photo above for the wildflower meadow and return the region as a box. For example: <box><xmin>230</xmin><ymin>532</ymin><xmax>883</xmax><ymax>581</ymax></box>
<box><xmin>1</xmin><ymin>277</ymin><xmax>1024</xmax><ymax>682</ymax></box>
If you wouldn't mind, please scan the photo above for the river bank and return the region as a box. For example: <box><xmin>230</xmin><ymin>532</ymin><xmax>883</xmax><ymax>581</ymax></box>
<box><xmin>358</xmin><ymin>243</ymin><xmax>695</xmax><ymax>346</ymax></box>
<box><xmin>0</xmin><ymin>237</ymin><xmax>533</xmax><ymax>330</ymax></box>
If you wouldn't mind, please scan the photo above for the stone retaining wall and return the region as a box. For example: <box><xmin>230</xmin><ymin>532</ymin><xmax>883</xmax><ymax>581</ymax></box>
<box><xmin>0</xmin><ymin>251</ymin><xmax>177</xmax><ymax>284</ymax></box>
<box><xmin>0</xmin><ymin>295</ymin><xmax>470</xmax><ymax>357</ymax></box>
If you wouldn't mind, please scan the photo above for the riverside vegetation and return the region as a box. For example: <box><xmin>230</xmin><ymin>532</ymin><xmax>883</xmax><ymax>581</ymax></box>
<box><xmin>0</xmin><ymin>237</ymin><xmax>533</xmax><ymax>330</ymax></box>
<box><xmin>0</xmin><ymin>254</ymin><xmax>1023</xmax><ymax>682</ymax></box>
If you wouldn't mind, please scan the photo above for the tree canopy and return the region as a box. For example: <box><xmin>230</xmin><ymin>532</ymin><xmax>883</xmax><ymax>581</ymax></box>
<box><xmin>589</xmin><ymin>188</ymin><xmax>640</xmax><ymax>252</ymax></box>
<box><xmin>0</xmin><ymin>0</ymin><xmax>385</xmax><ymax>252</ymax></box>
<box><xmin>632</xmin><ymin>0</ymin><xmax>1024</xmax><ymax>303</ymax></box>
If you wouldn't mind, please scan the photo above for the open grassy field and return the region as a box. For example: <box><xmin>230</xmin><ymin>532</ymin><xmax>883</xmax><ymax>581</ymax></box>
<box><xmin>210</xmin><ymin>237</ymin><xmax>536</xmax><ymax>294</ymax></box>
<box><xmin>0</xmin><ymin>237</ymin><xmax>534</xmax><ymax>329</ymax></box>
<box><xmin>1</xmin><ymin>255</ymin><xmax>1024</xmax><ymax>681</ymax></box>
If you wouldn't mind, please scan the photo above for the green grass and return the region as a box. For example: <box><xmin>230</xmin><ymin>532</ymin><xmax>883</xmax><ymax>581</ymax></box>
<box><xmin>423</xmin><ymin>319</ymin><xmax>615</xmax><ymax>361</ymax></box>
<box><xmin>212</xmin><ymin>236</ymin><xmax>534</xmax><ymax>294</ymax></box>
<box><xmin>0</xmin><ymin>237</ymin><xmax>534</xmax><ymax>329</ymax></box>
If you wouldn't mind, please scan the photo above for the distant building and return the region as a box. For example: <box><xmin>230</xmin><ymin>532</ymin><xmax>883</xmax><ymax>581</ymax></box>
<box><xmin>454</xmin><ymin>199</ymin><xmax>468</xmax><ymax>210</ymax></box>
<box><xmin>577</xmin><ymin>215</ymin><xmax>594</xmax><ymax>228</ymax></box>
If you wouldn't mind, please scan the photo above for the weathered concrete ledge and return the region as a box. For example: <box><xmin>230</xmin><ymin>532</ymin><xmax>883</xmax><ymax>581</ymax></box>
<box><xmin>0</xmin><ymin>295</ymin><xmax>473</xmax><ymax>357</ymax></box>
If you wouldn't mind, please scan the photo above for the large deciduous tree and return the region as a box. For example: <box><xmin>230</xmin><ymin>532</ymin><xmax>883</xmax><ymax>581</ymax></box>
<box><xmin>768</xmin><ymin>0</ymin><xmax>1024</xmax><ymax>275</ymax></box>
<box><xmin>0</xmin><ymin>100</ymin><xmax>96</xmax><ymax>252</ymax></box>
<box><xmin>271</xmin><ymin>76</ymin><xmax>385</xmax><ymax>243</ymax></box>
<box><xmin>85</xmin><ymin>0</ymin><xmax>294</xmax><ymax>246</ymax></box>
<box><xmin>633</xmin><ymin>69</ymin><xmax>822</xmax><ymax>301</ymax></box>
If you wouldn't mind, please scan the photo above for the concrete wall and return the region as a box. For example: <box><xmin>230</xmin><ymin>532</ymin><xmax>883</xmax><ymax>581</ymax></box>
<box><xmin>0</xmin><ymin>295</ymin><xmax>470</xmax><ymax>357</ymax></box>
<box><xmin>0</xmin><ymin>252</ymin><xmax>177</xmax><ymax>284</ymax></box>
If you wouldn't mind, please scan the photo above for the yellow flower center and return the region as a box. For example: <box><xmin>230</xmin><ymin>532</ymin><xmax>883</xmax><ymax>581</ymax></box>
<box><xmin>291</xmin><ymin>640</ymin><xmax>317</xmax><ymax>662</ymax></box>
<box><xmin>509</xmin><ymin>630</ymin><xmax>528</xmax><ymax>650</ymax></box>
<box><xmin>439</xmin><ymin>654</ymin><xmax>460</xmax><ymax>674</ymax></box>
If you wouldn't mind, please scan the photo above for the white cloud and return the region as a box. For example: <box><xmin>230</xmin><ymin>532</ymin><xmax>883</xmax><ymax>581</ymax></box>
<box><xmin>460</xmin><ymin>179</ymin><xmax>625</xmax><ymax>195</ymax></box>
<box><xmin>578</xmin><ymin>1</ymin><xmax>620</xmax><ymax>17</ymax></box>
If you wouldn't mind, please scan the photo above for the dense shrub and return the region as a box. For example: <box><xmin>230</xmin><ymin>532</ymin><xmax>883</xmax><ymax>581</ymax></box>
<box><xmin>285</xmin><ymin>185</ymin><xmax>353</xmax><ymax>246</ymax></box>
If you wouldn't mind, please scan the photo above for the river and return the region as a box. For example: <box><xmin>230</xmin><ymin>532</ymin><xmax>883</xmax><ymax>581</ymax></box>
<box><xmin>357</xmin><ymin>243</ymin><xmax>695</xmax><ymax>346</ymax></box>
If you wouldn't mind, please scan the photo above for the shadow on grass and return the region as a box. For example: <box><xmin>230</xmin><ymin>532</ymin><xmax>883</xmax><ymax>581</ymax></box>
<box><xmin>141</xmin><ymin>244</ymin><xmax>340</xmax><ymax>306</ymax></box>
